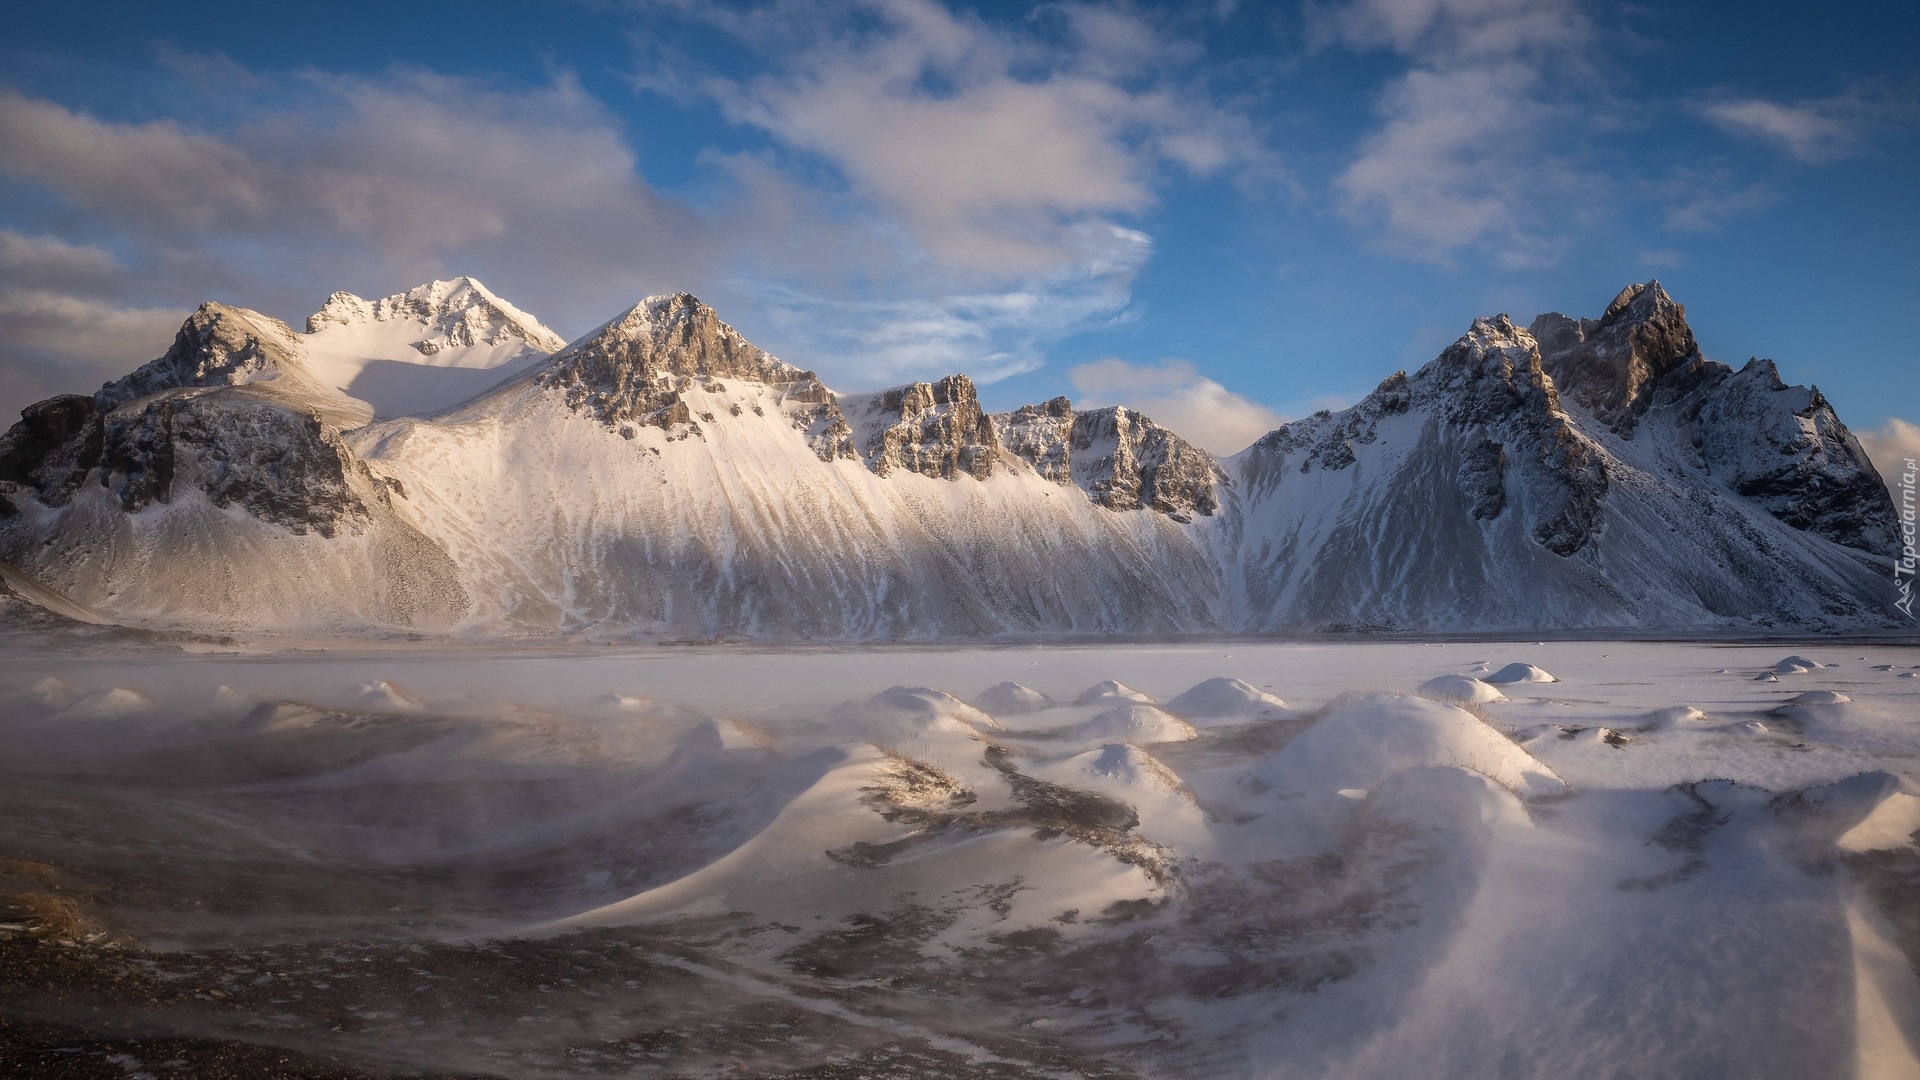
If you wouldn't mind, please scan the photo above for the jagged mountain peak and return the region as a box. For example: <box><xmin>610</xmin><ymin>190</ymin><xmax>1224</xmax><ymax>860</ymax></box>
<box><xmin>993</xmin><ymin>395</ymin><xmax>1225</xmax><ymax>521</ymax></box>
<box><xmin>307</xmin><ymin>276</ymin><xmax>566</xmax><ymax>355</ymax></box>
<box><xmin>1530</xmin><ymin>278</ymin><xmax>1701</xmax><ymax>431</ymax></box>
<box><xmin>1601</xmin><ymin>279</ymin><xmax>1677</xmax><ymax>322</ymax></box>
<box><xmin>98</xmin><ymin>302</ymin><xmax>311</xmax><ymax>410</ymax></box>
<box><xmin>851</xmin><ymin>374</ymin><xmax>996</xmax><ymax>481</ymax></box>
<box><xmin>534</xmin><ymin>292</ymin><xmax>847</xmax><ymax>455</ymax></box>
<box><xmin>549</xmin><ymin>292</ymin><xmax>813</xmax><ymax>389</ymax></box>
<box><xmin>0</xmin><ymin>277</ymin><xmax>1900</xmax><ymax>637</ymax></box>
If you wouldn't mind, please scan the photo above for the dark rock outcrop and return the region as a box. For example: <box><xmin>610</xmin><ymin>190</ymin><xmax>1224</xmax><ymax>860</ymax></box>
<box><xmin>1247</xmin><ymin>371</ymin><xmax>1412</xmax><ymax>474</ymax></box>
<box><xmin>1530</xmin><ymin>280</ymin><xmax>1705</xmax><ymax>432</ymax></box>
<box><xmin>1069</xmin><ymin>407</ymin><xmax>1224</xmax><ymax>522</ymax></box>
<box><xmin>0</xmin><ymin>389</ymin><xmax>375</xmax><ymax>538</ymax></box>
<box><xmin>998</xmin><ymin>396</ymin><xmax>1074</xmax><ymax>484</ymax></box>
<box><xmin>1244</xmin><ymin>315</ymin><xmax>1606</xmax><ymax>556</ymax></box>
<box><xmin>540</xmin><ymin>293</ymin><xmax>854</xmax><ymax>461</ymax></box>
<box><xmin>1536</xmin><ymin>281</ymin><xmax>1895</xmax><ymax>555</ymax></box>
<box><xmin>859</xmin><ymin>375</ymin><xmax>997</xmax><ymax>481</ymax></box>
<box><xmin>994</xmin><ymin>398</ymin><xmax>1225</xmax><ymax>522</ymax></box>
<box><xmin>1689</xmin><ymin>359</ymin><xmax>1898</xmax><ymax>554</ymax></box>
<box><xmin>97</xmin><ymin>303</ymin><xmax>309</xmax><ymax>409</ymax></box>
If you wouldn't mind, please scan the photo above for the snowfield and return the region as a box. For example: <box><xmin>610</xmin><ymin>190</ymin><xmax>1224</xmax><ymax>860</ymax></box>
<box><xmin>3</xmin><ymin>638</ymin><xmax>1918</xmax><ymax>1079</ymax></box>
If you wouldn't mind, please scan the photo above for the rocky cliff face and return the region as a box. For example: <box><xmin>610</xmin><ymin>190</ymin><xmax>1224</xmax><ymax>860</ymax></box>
<box><xmin>1532</xmin><ymin>280</ymin><xmax>1895</xmax><ymax>557</ymax></box>
<box><xmin>539</xmin><ymin>293</ymin><xmax>854</xmax><ymax>461</ymax></box>
<box><xmin>0</xmin><ymin>305</ymin><xmax>380</xmax><ymax>536</ymax></box>
<box><xmin>1419</xmin><ymin>317</ymin><xmax>1608</xmax><ymax>557</ymax></box>
<box><xmin>1531</xmin><ymin>281</ymin><xmax>1705</xmax><ymax>432</ymax></box>
<box><xmin>994</xmin><ymin>398</ymin><xmax>1225</xmax><ymax>522</ymax></box>
<box><xmin>99</xmin><ymin>304</ymin><xmax>311</xmax><ymax>409</ymax></box>
<box><xmin>998</xmin><ymin>396</ymin><xmax>1074</xmax><ymax>484</ymax></box>
<box><xmin>1246</xmin><ymin>317</ymin><xmax>1605</xmax><ymax>556</ymax></box>
<box><xmin>855</xmin><ymin>375</ymin><xmax>997</xmax><ymax>481</ymax></box>
<box><xmin>1070</xmin><ymin>407</ymin><xmax>1225</xmax><ymax>522</ymax></box>
<box><xmin>1688</xmin><ymin>359</ymin><xmax>1897</xmax><ymax>554</ymax></box>
<box><xmin>0</xmin><ymin>300</ymin><xmax>469</xmax><ymax>631</ymax></box>
<box><xmin>0</xmin><ymin>277</ymin><xmax>1898</xmax><ymax>637</ymax></box>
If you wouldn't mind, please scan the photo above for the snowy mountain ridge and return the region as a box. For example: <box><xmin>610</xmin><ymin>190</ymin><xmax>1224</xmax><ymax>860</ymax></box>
<box><xmin>0</xmin><ymin>278</ymin><xmax>1902</xmax><ymax>638</ymax></box>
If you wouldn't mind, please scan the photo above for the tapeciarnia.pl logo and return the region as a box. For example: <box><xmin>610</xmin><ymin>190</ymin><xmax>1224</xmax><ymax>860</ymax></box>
<box><xmin>1899</xmin><ymin>457</ymin><xmax>1917</xmax><ymax>619</ymax></box>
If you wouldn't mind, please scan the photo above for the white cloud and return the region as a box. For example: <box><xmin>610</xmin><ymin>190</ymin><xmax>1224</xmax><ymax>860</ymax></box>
<box><xmin>0</xmin><ymin>75</ymin><xmax>702</xmax><ymax>331</ymax></box>
<box><xmin>1652</xmin><ymin>167</ymin><xmax>1781</xmax><ymax>233</ymax></box>
<box><xmin>738</xmin><ymin>224</ymin><xmax>1152</xmax><ymax>388</ymax></box>
<box><xmin>1700</xmin><ymin>97</ymin><xmax>1857</xmax><ymax>163</ymax></box>
<box><xmin>1858</xmin><ymin>419</ymin><xmax>1920</xmax><ymax>502</ymax></box>
<box><xmin>1316</xmin><ymin>0</ymin><xmax>1594</xmax><ymax>263</ymax></box>
<box><xmin>687</xmin><ymin>0</ymin><xmax>1267</xmax><ymax>275</ymax></box>
<box><xmin>1308</xmin><ymin>0</ymin><xmax>1584</xmax><ymax>58</ymax></box>
<box><xmin>1069</xmin><ymin>357</ymin><xmax>1283</xmax><ymax>455</ymax></box>
<box><xmin>0</xmin><ymin>7</ymin><xmax>1275</xmax><ymax>419</ymax></box>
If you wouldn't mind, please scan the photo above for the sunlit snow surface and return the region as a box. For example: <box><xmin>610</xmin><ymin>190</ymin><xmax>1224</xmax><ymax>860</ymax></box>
<box><xmin>3</xmin><ymin>639</ymin><xmax>1919</xmax><ymax>1079</ymax></box>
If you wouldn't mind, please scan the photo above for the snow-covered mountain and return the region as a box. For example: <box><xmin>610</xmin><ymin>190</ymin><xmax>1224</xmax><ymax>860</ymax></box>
<box><xmin>0</xmin><ymin>279</ymin><xmax>1901</xmax><ymax>638</ymax></box>
<box><xmin>302</xmin><ymin>277</ymin><xmax>566</xmax><ymax>418</ymax></box>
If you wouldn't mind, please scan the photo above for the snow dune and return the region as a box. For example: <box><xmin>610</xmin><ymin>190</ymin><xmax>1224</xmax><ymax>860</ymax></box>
<box><xmin>3</xmin><ymin>639</ymin><xmax>1918</xmax><ymax>1079</ymax></box>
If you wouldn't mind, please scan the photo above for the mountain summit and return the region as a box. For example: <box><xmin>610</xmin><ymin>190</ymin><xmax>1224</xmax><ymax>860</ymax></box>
<box><xmin>0</xmin><ymin>280</ymin><xmax>1900</xmax><ymax>638</ymax></box>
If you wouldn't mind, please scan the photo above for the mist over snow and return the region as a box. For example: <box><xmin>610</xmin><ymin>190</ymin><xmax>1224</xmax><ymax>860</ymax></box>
<box><xmin>1</xmin><ymin>2</ymin><xmax>1918</xmax><ymax>1076</ymax></box>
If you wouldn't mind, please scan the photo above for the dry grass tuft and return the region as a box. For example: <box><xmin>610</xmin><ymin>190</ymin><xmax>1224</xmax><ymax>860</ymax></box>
<box><xmin>1</xmin><ymin>891</ymin><xmax>85</xmax><ymax>940</ymax></box>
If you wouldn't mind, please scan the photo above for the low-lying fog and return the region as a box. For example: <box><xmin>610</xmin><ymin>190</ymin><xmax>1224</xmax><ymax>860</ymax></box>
<box><xmin>3</xmin><ymin>640</ymin><xmax>1918</xmax><ymax>1079</ymax></box>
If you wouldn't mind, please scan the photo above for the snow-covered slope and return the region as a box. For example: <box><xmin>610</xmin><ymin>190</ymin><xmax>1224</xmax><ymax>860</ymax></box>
<box><xmin>302</xmin><ymin>277</ymin><xmax>566</xmax><ymax>418</ymax></box>
<box><xmin>1220</xmin><ymin>283</ymin><xmax>1897</xmax><ymax>632</ymax></box>
<box><xmin>352</xmin><ymin>294</ymin><xmax>1222</xmax><ymax>637</ymax></box>
<box><xmin>0</xmin><ymin>280</ymin><xmax>1901</xmax><ymax>637</ymax></box>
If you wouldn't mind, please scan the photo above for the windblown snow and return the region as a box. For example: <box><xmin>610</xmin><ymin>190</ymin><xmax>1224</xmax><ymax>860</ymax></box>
<box><xmin>5</xmin><ymin>640</ymin><xmax>1919</xmax><ymax>1079</ymax></box>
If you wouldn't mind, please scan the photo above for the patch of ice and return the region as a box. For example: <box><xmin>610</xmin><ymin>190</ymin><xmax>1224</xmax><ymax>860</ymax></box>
<box><xmin>1772</xmin><ymin>655</ymin><xmax>1824</xmax><ymax>674</ymax></box>
<box><xmin>1416</xmin><ymin>674</ymin><xmax>1508</xmax><ymax>706</ymax></box>
<box><xmin>1252</xmin><ymin>694</ymin><xmax>1563</xmax><ymax>798</ymax></box>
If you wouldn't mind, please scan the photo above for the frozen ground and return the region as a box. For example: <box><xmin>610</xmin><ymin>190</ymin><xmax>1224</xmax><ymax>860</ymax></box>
<box><xmin>2</xmin><ymin>639</ymin><xmax>1918</xmax><ymax>1079</ymax></box>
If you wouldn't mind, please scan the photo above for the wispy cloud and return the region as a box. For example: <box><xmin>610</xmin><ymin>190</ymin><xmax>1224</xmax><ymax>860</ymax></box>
<box><xmin>1696</xmin><ymin>91</ymin><xmax>1893</xmax><ymax>163</ymax></box>
<box><xmin>1313</xmin><ymin>0</ymin><xmax>1598</xmax><ymax>265</ymax></box>
<box><xmin>1649</xmin><ymin>166</ymin><xmax>1781</xmax><ymax>233</ymax></box>
<box><xmin>1069</xmin><ymin>357</ymin><xmax>1282</xmax><ymax>455</ymax></box>
<box><xmin>620</xmin><ymin>0</ymin><xmax>1275</xmax><ymax>389</ymax></box>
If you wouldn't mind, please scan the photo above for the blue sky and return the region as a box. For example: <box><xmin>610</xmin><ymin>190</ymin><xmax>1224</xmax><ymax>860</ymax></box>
<box><xmin>1</xmin><ymin>0</ymin><xmax>1915</xmax><ymax>461</ymax></box>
